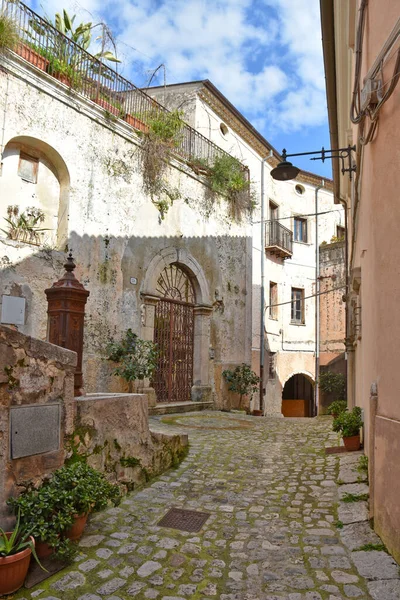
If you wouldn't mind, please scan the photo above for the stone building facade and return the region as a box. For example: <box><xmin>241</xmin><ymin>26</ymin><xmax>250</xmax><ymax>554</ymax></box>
<box><xmin>148</xmin><ymin>81</ymin><xmax>345</xmax><ymax>416</ymax></box>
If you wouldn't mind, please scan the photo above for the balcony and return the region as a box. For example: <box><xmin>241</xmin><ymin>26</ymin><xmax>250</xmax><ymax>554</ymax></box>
<box><xmin>265</xmin><ymin>221</ymin><xmax>293</xmax><ymax>259</ymax></box>
<box><xmin>2</xmin><ymin>0</ymin><xmax>249</xmax><ymax>179</ymax></box>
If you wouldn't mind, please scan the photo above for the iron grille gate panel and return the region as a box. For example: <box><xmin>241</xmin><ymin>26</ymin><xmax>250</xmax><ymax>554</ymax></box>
<box><xmin>153</xmin><ymin>299</ymin><xmax>194</xmax><ymax>403</ymax></box>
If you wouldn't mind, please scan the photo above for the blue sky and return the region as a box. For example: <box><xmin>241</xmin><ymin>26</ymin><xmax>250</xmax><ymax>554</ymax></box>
<box><xmin>29</xmin><ymin>0</ymin><xmax>332</xmax><ymax>179</ymax></box>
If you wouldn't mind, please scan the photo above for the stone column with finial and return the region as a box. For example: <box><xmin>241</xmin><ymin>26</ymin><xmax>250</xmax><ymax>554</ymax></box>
<box><xmin>45</xmin><ymin>251</ymin><xmax>90</xmax><ymax>396</ymax></box>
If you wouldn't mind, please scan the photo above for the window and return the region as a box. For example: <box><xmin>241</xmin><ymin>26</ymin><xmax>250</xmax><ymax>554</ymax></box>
<box><xmin>18</xmin><ymin>152</ymin><xmax>39</xmax><ymax>184</ymax></box>
<box><xmin>269</xmin><ymin>282</ymin><xmax>278</xmax><ymax>319</ymax></box>
<box><xmin>294</xmin><ymin>217</ymin><xmax>307</xmax><ymax>242</ymax></box>
<box><xmin>268</xmin><ymin>352</ymin><xmax>276</xmax><ymax>380</ymax></box>
<box><xmin>291</xmin><ymin>287</ymin><xmax>305</xmax><ymax>323</ymax></box>
<box><xmin>295</xmin><ymin>184</ymin><xmax>305</xmax><ymax>195</ymax></box>
<box><xmin>337</xmin><ymin>225</ymin><xmax>345</xmax><ymax>240</ymax></box>
<box><xmin>269</xmin><ymin>201</ymin><xmax>278</xmax><ymax>221</ymax></box>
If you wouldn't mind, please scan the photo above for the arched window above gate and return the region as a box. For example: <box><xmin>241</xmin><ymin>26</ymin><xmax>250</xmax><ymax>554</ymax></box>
<box><xmin>156</xmin><ymin>264</ymin><xmax>195</xmax><ymax>304</ymax></box>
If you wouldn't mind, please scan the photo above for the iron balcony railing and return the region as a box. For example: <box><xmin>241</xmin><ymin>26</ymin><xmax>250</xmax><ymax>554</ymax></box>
<box><xmin>265</xmin><ymin>220</ymin><xmax>293</xmax><ymax>256</ymax></box>
<box><xmin>1</xmin><ymin>0</ymin><xmax>249</xmax><ymax>176</ymax></box>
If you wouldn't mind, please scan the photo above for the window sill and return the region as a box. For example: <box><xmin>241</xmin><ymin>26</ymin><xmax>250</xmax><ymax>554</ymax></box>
<box><xmin>268</xmin><ymin>316</ymin><xmax>278</xmax><ymax>321</ymax></box>
<box><xmin>293</xmin><ymin>240</ymin><xmax>311</xmax><ymax>246</ymax></box>
<box><xmin>290</xmin><ymin>321</ymin><xmax>306</xmax><ymax>326</ymax></box>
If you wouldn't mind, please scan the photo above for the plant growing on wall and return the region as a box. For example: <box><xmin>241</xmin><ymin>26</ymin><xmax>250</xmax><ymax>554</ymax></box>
<box><xmin>222</xmin><ymin>363</ymin><xmax>260</xmax><ymax>410</ymax></box>
<box><xmin>107</xmin><ymin>328</ymin><xmax>158</xmax><ymax>390</ymax></box>
<box><xmin>1</xmin><ymin>205</ymin><xmax>49</xmax><ymax>245</ymax></box>
<box><xmin>318</xmin><ymin>371</ymin><xmax>346</xmax><ymax>401</ymax></box>
<box><xmin>0</xmin><ymin>12</ymin><xmax>19</xmax><ymax>51</ymax></box>
<box><xmin>208</xmin><ymin>154</ymin><xmax>253</xmax><ymax>222</ymax></box>
<box><xmin>141</xmin><ymin>109</ymin><xmax>184</xmax><ymax>208</ymax></box>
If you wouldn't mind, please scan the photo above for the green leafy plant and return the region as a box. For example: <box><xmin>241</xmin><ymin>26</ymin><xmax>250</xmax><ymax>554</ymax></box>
<box><xmin>0</xmin><ymin>510</ymin><xmax>45</xmax><ymax>570</ymax></box>
<box><xmin>342</xmin><ymin>492</ymin><xmax>369</xmax><ymax>503</ymax></box>
<box><xmin>318</xmin><ymin>371</ymin><xmax>346</xmax><ymax>401</ymax></box>
<box><xmin>2</xmin><ymin>205</ymin><xmax>49</xmax><ymax>245</ymax></box>
<box><xmin>207</xmin><ymin>154</ymin><xmax>253</xmax><ymax>222</ymax></box>
<box><xmin>0</xmin><ymin>12</ymin><xmax>19</xmax><ymax>51</ymax></box>
<box><xmin>8</xmin><ymin>464</ymin><xmax>120</xmax><ymax>560</ymax></box>
<box><xmin>355</xmin><ymin>543</ymin><xmax>387</xmax><ymax>552</ymax></box>
<box><xmin>141</xmin><ymin>109</ymin><xmax>184</xmax><ymax>202</ymax></box>
<box><xmin>335</xmin><ymin>520</ymin><xmax>344</xmax><ymax>529</ymax></box>
<box><xmin>107</xmin><ymin>328</ymin><xmax>158</xmax><ymax>390</ymax></box>
<box><xmin>327</xmin><ymin>400</ymin><xmax>348</xmax><ymax>417</ymax></box>
<box><xmin>222</xmin><ymin>364</ymin><xmax>260</xmax><ymax>410</ymax></box>
<box><xmin>330</xmin><ymin>234</ymin><xmax>345</xmax><ymax>243</ymax></box>
<box><xmin>358</xmin><ymin>455</ymin><xmax>369</xmax><ymax>473</ymax></box>
<box><xmin>333</xmin><ymin>406</ymin><xmax>363</xmax><ymax>438</ymax></box>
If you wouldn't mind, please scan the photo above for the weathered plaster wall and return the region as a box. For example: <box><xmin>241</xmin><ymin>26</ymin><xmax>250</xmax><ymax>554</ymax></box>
<box><xmin>319</xmin><ymin>241</ymin><xmax>346</xmax><ymax>363</ymax></box>
<box><xmin>0</xmin><ymin>324</ymin><xmax>77</xmax><ymax>528</ymax></box>
<box><xmin>0</xmin><ymin>54</ymin><xmax>252</xmax><ymax>406</ymax></box>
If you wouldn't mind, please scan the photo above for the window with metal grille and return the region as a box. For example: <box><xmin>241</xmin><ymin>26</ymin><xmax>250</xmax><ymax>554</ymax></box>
<box><xmin>294</xmin><ymin>217</ymin><xmax>307</xmax><ymax>243</ymax></box>
<box><xmin>337</xmin><ymin>225</ymin><xmax>346</xmax><ymax>240</ymax></box>
<box><xmin>268</xmin><ymin>352</ymin><xmax>276</xmax><ymax>380</ymax></box>
<box><xmin>291</xmin><ymin>287</ymin><xmax>305</xmax><ymax>323</ymax></box>
<box><xmin>269</xmin><ymin>282</ymin><xmax>278</xmax><ymax>319</ymax></box>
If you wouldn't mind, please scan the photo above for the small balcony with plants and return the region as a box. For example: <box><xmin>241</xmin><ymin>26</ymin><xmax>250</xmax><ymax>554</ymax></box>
<box><xmin>265</xmin><ymin>220</ymin><xmax>293</xmax><ymax>259</ymax></box>
<box><xmin>0</xmin><ymin>0</ymin><xmax>251</xmax><ymax>222</ymax></box>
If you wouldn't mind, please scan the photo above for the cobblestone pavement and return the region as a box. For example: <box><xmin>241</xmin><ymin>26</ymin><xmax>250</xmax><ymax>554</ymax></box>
<box><xmin>16</xmin><ymin>412</ymin><xmax>400</xmax><ymax>600</ymax></box>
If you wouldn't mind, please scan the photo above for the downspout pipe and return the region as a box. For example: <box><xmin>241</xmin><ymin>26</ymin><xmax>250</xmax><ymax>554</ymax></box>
<box><xmin>259</xmin><ymin>153</ymin><xmax>272</xmax><ymax>413</ymax></box>
<box><xmin>315</xmin><ymin>181</ymin><xmax>325</xmax><ymax>416</ymax></box>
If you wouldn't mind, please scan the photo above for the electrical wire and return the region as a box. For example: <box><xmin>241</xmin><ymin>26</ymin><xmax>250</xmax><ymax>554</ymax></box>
<box><xmin>251</xmin><ymin>207</ymin><xmax>347</xmax><ymax>225</ymax></box>
<box><xmin>264</xmin><ymin>284</ymin><xmax>345</xmax><ymax>314</ymax></box>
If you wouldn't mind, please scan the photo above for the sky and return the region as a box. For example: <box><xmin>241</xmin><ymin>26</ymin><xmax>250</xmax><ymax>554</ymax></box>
<box><xmin>29</xmin><ymin>0</ymin><xmax>332</xmax><ymax>179</ymax></box>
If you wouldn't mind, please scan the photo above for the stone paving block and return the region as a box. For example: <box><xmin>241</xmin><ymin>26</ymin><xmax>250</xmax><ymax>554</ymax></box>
<box><xmin>338</xmin><ymin>483</ymin><xmax>369</xmax><ymax>498</ymax></box>
<box><xmin>352</xmin><ymin>550</ymin><xmax>400</xmax><ymax>580</ymax></box>
<box><xmin>339</xmin><ymin>522</ymin><xmax>382</xmax><ymax>551</ymax></box>
<box><xmin>337</xmin><ymin>502</ymin><xmax>369</xmax><ymax>525</ymax></box>
<box><xmin>96</xmin><ymin>577</ymin><xmax>126</xmax><ymax>595</ymax></box>
<box><xmin>367</xmin><ymin>579</ymin><xmax>400</xmax><ymax>600</ymax></box>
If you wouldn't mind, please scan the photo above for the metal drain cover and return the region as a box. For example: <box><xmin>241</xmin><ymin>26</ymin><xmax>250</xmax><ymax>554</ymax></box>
<box><xmin>158</xmin><ymin>508</ymin><xmax>210</xmax><ymax>532</ymax></box>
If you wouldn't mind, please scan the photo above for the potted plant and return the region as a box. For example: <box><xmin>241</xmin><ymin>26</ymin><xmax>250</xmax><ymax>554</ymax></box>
<box><xmin>222</xmin><ymin>363</ymin><xmax>260</xmax><ymax>412</ymax></box>
<box><xmin>327</xmin><ymin>399</ymin><xmax>348</xmax><ymax>419</ymax></box>
<box><xmin>8</xmin><ymin>463</ymin><xmax>121</xmax><ymax>559</ymax></box>
<box><xmin>0</xmin><ymin>11</ymin><xmax>19</xmax><ymax>52</ymax></box>
<box><xmin>124</xmin><ymin>113</ymin><xmax>149</xmax><ymax>133</ymax></box>
<box><xmin>0</xmin><ymin>511</ymin><xmax>44</xmax><ymax>595</ymax></box>
<box><xmin>2</xmin><ymin>205</ymin><xmax>50</xmax><ymax>246</ymax></box>
<box><xmin>333</xmin><ymin>406</ymin><xmax>363</xmax><ymax>451</ymax></box>
<box><xmin>51</xmin><ymin>462</ymin><xmax>121</xmax><ymax>540</ymax></box>
<box><xmin>107</xmin><ymin>328</ymin><xmax>158</xmax><ymax>392</ymax></box>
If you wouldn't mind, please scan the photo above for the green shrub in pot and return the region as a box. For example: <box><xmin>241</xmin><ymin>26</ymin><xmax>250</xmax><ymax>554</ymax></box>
<box><xmin>333</xmin><ymin>406</ymin><xmax>363</xmax><ymax>438</ymax></box>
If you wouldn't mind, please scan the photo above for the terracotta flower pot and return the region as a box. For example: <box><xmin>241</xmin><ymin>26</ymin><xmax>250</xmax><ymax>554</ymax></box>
<box><xmin>343</xmin><ymin>434</ymin><xmax>361</xmax><ymax>451</ymax></box>
<box><xmin>91</xmin><ymin>97</ymin><xmax>120</xmax><ymax>117</ymax></box>
<box><xmin>124</xmin><ymin>114</ymin><xmax>149</xmax><ymax>133</ymax></box>
<box><xmin>16</xmin><ymin>43</ymin><xmax>49</xmax><ymax>72</ymax></box>
<box><xmin>252</xmin><ymin>409</ymin><xmax>263</xmax><ymax>416</ymax></box>
<box><xmin>35</xmin><ymin>540</ymin><xmax>54</xmax><ymax>558</ymax></box>
<box><xmin>52</xmin><ymin>71</ymin><xmax>71</xmax><ymax>86</ymax></box>
<box><xmin>65</xmin><ymin>513</ymin><xmax>88</xmax><ymax>541</ymax></box>
<box><xmin>0</xmin><ymin>535</ymin><xmax>34</xmax><ymax>596</ymax></box>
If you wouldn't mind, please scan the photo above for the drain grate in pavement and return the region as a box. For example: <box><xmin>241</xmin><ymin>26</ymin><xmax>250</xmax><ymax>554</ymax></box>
<box><xmin>158</xmin><ymin>507</ymin><xmax>210</xmax><ymax>532</ymax></box>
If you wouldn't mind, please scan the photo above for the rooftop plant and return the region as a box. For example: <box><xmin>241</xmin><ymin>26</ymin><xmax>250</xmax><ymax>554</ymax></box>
<box><xmin>0</xmin><ymin>12</ymin><xmax>19</xmax><ymax>51</ymax></box>
<box><xmin>208</xmin><ymin>154</ymin><xmax>253</xmax><ymax>222</ymax></box>
<box><xmin>2</xmin><ymin>205</ymin><xmax>49</xmax><ymax>245</ymax></box>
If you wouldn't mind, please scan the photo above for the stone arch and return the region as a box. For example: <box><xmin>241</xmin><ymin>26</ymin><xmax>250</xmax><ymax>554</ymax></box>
<box><xmin>141</xmin><ymin>246</ymin><xmax>211</xmax><ymax>305</ymax></box>
<box><xmin>282</xmin><ymin>371</ymin><xmax>315</xmax><ymax>418</ymax></box>
<box><xmin>1</xmin><ymin>136</ymin><xmax>70</xmax><ymax>248</ymax></box>
<box><xmin>140</xmin><ymin>247</ymin><xmax>213</xmax><ymax>405</ymax></box>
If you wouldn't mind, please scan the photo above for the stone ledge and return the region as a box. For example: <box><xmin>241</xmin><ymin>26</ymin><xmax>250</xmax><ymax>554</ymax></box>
<box><xmin>149</xmin><ymin>401</ymin><xmax>214</xmax><ymax>415</ymax></box>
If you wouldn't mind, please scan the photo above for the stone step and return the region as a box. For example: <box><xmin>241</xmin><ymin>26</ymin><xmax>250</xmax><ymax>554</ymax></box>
<box><xmin>149</xmin><ymin>401</ymin><xmax>214</xmax><ymax>415</ymax></box>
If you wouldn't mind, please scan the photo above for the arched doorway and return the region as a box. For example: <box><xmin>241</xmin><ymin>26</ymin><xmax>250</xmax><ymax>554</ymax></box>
<box><xmin>152</xmin><ymin>264</ymin><xmax>195</xmax><ymax>403</ymax></box>
<box><xmin>282</xmin><ymin>374</ymin><xmax>314</xmax><ymax>417</ymax></box>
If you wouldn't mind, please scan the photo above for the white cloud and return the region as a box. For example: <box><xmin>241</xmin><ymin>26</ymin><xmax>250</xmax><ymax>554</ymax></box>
<box><xmin>34</xmin><ymin>0</ymin><xmax>327</xmax><ymax>135</ymax></box>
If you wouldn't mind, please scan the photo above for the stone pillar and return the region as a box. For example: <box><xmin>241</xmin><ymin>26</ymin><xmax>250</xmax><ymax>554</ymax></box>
<box><xmin>192</xmin><ymin>304</ymin><xmax>213</xmax><ymax>402</ymax></box>
<box><xmin>45</xmin><ymin>252</ymin><xmax>90</xmax><ymax>396</ymax></box>
<box><xmin>139</xmin><ymin>294</ymin><xmax>160</xmax><ymax>407</ymax></box>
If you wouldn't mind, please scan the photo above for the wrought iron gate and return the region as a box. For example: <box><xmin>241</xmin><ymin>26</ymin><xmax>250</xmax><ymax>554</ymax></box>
<box><xmin>152</xmin><ymin>265</ymin><xmax>195</xmax><ymax>403</ymax></box>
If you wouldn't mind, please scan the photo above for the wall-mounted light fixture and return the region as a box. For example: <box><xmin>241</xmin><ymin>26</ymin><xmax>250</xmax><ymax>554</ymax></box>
<box><xmin>270</xmin><ymin>145</ymin><xmax>356</xmax><ymax>181</ymax></box>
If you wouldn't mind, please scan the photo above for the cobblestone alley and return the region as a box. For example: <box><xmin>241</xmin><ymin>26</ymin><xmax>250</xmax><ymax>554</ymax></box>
<box><xmin>17</xmin><ymin>412</ymin><xmax>400</xmax><ymax>600</ymax></box>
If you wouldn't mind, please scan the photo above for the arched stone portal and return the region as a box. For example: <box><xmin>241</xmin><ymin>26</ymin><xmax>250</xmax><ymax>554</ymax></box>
<box><xmin>282</xmin><ymin>373</ymin><xmax>314</xmax><ymax>417</ymax></box>
<box><xmin>140</xmin><ymin>247</ymin><xmax>213</xmax><ymax>405</ymax></box>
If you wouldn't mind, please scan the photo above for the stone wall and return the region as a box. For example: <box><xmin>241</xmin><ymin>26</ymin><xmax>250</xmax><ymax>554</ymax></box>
<box><xmin>70</xmin><ymin>393</ymin><xmax>188</xmax><ymax>491</ymax></box>
<box><xmin>0</xmin><ymin>324</ymin><xmax>77</xmax><ymax>528</ymax></box>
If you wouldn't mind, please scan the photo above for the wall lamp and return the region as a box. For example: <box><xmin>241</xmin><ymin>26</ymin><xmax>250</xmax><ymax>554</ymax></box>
<box><xmin>270</xmin><ymin>145</ymin><xmax>357</xmax><ymax>181</ymax></box>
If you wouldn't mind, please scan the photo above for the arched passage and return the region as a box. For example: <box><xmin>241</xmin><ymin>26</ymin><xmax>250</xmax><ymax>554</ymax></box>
<box><xmin>0</xmin><ymin>136</ymin><xmax>70</xmax><ymax>248</ymax></box>
<box><xmin>282</xmin><ymin>373</ymin><xmax>314</xmax><ymax>417</ymax></box>
<box><xmin>140</xmin><ymin>247</ymin><xmax>213</xmax><ymax>404</ymax></box>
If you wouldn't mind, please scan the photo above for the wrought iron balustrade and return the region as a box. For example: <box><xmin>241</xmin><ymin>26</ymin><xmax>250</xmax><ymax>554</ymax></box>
<box><xmin>265</xmin><ymin>220</ymin><xmax>293</xmax><ymax>259</ymax></box>
<box><xmin>1</xmin><ymin>0</ymin><xmax>249</xmax><ymax>177</ymax></box>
